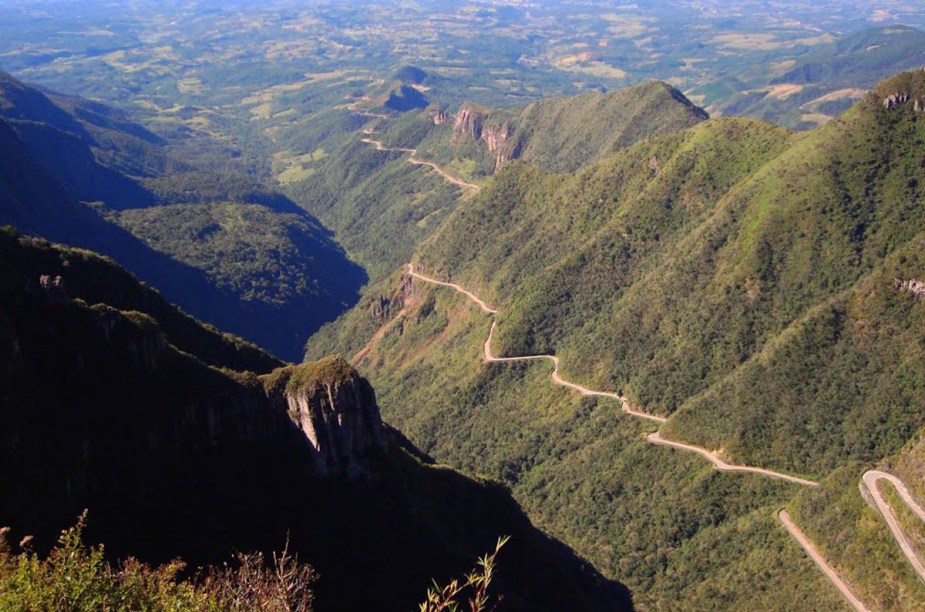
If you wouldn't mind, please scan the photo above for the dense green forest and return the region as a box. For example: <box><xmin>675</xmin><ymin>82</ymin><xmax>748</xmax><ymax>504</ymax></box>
<box><xmin>307</xmin><ymin>270</ymin><xmax>850</xmax><ymax>609</ymax></box>
<box><xmin>308</xmin><ymin>70</ymin><xmax>925</xmax><ymax>609</ymax></box>
<box><xmin>413</xmin><ymin>81</ymin><xmax>709</xmax><ymax>177</ymax></box>
<box><xmin>408</xmin><ymin>71</ymin><xmax>925</xmax><ymax>478</ymax></box>
<box><xmin>287</xmin><ymin>80</ymin><xmax>708</xmax><ymax>282</ymax></box>
<box><xmin>0</xmin><ymin>71</ymin><xmax>365</xmax><ymax>360</ymax></box>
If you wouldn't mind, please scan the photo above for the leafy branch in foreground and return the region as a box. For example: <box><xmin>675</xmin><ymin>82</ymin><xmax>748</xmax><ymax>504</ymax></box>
<box><xmin>419</xmin><ymin>535</ymin><xmax>509</xmax><ymax>612</ymax></box>
<box><xmin>0</xmin><ymin>513</ymin><xmax>316</xmax><ymax>611</ymax></box>
<box><xmin>202</xmin><ymin>536</ymin><xmax>316</xmax><ymax>612</ymax></box>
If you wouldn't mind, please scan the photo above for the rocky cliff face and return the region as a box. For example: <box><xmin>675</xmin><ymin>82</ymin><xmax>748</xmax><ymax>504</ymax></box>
<box><xmin>872</xmin><ymin>68</ymin><xmax>925</xmax><ymax>112</ymax></box>
<box><xmin>895</xmin><ymin>277</ymin><xmax>925</xmax><ymax>299</ymax></box>
<box><xmin>1</xmin><ymin>240</ymin><xmax>387</xmax><ymax>537</ymax></box>
<box><xmin>453</xmin><ymin>103</ymin><xmax>488</xmax><ymax>140</ymax></box>
<box><xmin>0</xmin><ymin>229</ymin><xmax>631</xmax><ymax>612</ymax></box>
<box><xmin>370</xmin><ymin>272</ymin><xmax>418</xmax><ymax>321</ymax></box>
<box><xmin>452</xmin><ymin>103</ymin><xmax>521</xmax><ymax>171</ymax></box>
<box><xmin>429</xmin><ymin>105</ymin><xmax>448</xmax><ymax>125</ymax></box>
<box><xmin>482</xmin><ymin>124</ymin><xmax>520</xmax><ymax>171</ymax></box>
<box><xmin>263</xmin><ymin>357</ymin><xmax>386</xmax><ymax>477</ymax></box>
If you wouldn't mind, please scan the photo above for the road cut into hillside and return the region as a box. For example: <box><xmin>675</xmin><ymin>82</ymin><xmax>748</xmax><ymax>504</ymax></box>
<box><xmin>353</xmin><ymin>114</ymin><xmax>925</xmax><ymax>603</ymax></box>
<box><xmin>401</xmin><ymin>263</ymin><xmax>925</xmax><ymax>604</ymax></box>
<box><xmin>777</xmin><ymin>510</ymin><xmax>869</xmax><ymax>611</ymax></box>
<box><xmin>405</xmin><ymin>264</ymin><xmax>814</xmax><ymax>483</ymax></box>
<box><xmin>361</xmin><ymin>137</ymin><xmax>482</xmax><ymax>192</ymax></box>
<box><xmin>399</xmin><ymin>264</ymin><xmax>925</xmax><ymax>604</ymax></box>
<box><xmin>399</xmin><ymin>263</ymin><xmax>925</xmax><ymax>610</ymax></box>
<box><xmin>648</xmin><ymin>432</ymin><xmax>817</xmax><ymax>486</ymax></box>
<box><xmin>861</xmin><ymin>470</ymin><xmax>925</xmax><ymax>583</ymax></box>
<box><xmin>351</xmin><ymin>306</ymin><xmax>409</xmax><ymax>367</ymax></box>
<box><xmin>774</xmin><ymin>469</ymin><xmax>925</xmax><ymax>611</ymax></box>
<box><xmin>481</xmin><ymin>320</ymin><xmax>667</xmax><ymax>424</ymax></box>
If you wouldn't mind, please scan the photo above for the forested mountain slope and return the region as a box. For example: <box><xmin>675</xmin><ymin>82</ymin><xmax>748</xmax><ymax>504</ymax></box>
<box><xmin>0</xmin><ymin>71</ymin><xmax>365</xmax><ymax>360</ymax></box>
<box><xmin>415</xmin><ymin>69</ymin><xmax>925</xmax><ymax>478</ymax></box>
<box><xmin>415</xmin><ymin>81</ymin><xmax>709</xmax><ymax>176</ymax></box>
<box><xmin>307</xmin><ymin>70</ymin><xmax>925</xmax><ymax>609</ymax></box>
<box><xmin>286</xmin><ymin>80</ymin><xmax>708</xmax><ymax>280</ymax></box>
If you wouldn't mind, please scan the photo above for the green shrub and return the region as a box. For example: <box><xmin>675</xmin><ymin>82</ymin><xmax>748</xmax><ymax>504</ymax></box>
<box><xmin>0</xmin><ymin>514</ymin><xmax>316</xmax><ymax>611</ymax></box>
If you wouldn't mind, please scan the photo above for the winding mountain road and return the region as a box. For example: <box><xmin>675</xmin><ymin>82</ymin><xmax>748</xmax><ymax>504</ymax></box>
<box><xmin>361</xmin><ymin>137</ymin><xmax>482</xmax><ymax>192</ymax></box>
<box><xmin>774</xmin><ymin>469</ymin><xmax>925</xmax><ymax>610</ymax></box>
<box><xmin>407</xmin><ymin>265</ymin><xmax>496</xmax><ymax>313</ymax></box>
<box><xmin>648</xmin><ymin>433</ymin><xmax>818</xmax><ymax>486</ymax></box>
<box><xmin>861</xmin><ymin>470</ymin><xmax>925</xmax><ymax>583</ymax></box>
<box><xmin>405</xmin><ymin>264</ymin><xmax>811</xmax><ymax>480</ymax></box>
<box><xmin>778</xmin><ymin>510</ymin><xmax>869</xmax><ymax>611</ymax></box>
<box><xmin>482</xmin><ymin>320</ymin><xmax>667</xmax><ymax>424</ymax></box>
<box><xmin>399</xmin><ymin>264</ymin><xmax>925</xmax><ymax>608</ymax></box>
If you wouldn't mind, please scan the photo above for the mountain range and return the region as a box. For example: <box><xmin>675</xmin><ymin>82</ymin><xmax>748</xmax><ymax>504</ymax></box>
<box><xmin>308</xmin><ymin>69</ymin><xmax>925</xmax><ymax>609</ymax></box>
<box><xmin>3</xmin><ymin>21</ymin><xmax>925</xmax><ymax>607</ymax></box>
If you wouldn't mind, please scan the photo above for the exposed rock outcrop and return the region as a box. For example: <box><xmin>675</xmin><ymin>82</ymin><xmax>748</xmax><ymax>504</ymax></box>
<box><xmin>453</xmin><ymin>103</ymin><xmax>521</xmax><ymax>171</ymax></box>
<box><xmin>481</xmin><ymin>123</ymin><xmax>511</xmax><ymax>153</ymax></box>
<box><xmin>448</xmin><ymin>81</ymin><xmax>709</xmax><ymax>175</ymax></box>
<box><xmin>482</xmin><ymin>124</ymin><xmax>520</xmax><ymax>171</ymax></box>
<box><xmin>894</xmin><ymin>277</ymin><xmax>925</xmax><ymax>299</ymax></box>
<box><xmin>870</xmin><ymin>69</ymin><xmax>925</xmax><ymax>114</ymax></box>
<box><xmin>262</xmin><ymin>357</ymin><xmax>386</xmax><ymax>478</ymax></box>
<box><xmin>92</xmin><ymin>306</ymin><xmax>165</xmax><ymax>371</ymax></box>
<box><xmin>38</xmin><ymin>274</ymin><xmax>67</xmax><ymax>300</ymax></box>
<box><xmin>429</xmin><ymin>105</ymin><xmax>448</xmax><ymax>125</ymax></box>
<box><xmin>370</xmin><ymin>273</ymin><xmax>418</xmax><ymax>320</ymax></box>
<box><xmin>453</xmin><ymin>103</ymin><xmax>488</xmax><ymax>140</ymax></box>
<box><xmin>883</xmin><ymin>91</ymin><xmax>910</xmax><ymax>109</ymax></box>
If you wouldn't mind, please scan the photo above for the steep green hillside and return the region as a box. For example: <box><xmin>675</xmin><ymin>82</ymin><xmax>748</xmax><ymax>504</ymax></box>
<box><xmin>415</xmin><ymin>81</ymin><xmax>709</xmax><ymax>176</ymax></box>
<box><xmin>664</xmin><ymin>238</ymin><xmax>925</xmax><ymax>475</ymax></box>
<box><xmin>0</xmin><ymin>228</ymin><xmax>279</xmax><ymax>372</ymax></box>
<box><xmin>306</xmin><ymin>270</ymin><xmax>846</xmax><ymax>610</ymax></box>
<box><xmin>414</xmin><ymin>70</ymin><xmax>925</xmax><ymax>478</ymax></box>
<box><xmin>0</xmin><ymin>119</ymin><xmax>309</xmax><ymax>364</ymax></box>
<box><xmin>287</xmin><ymin>81</ymin><xmax>708</xmax><ymax>280</ymax></box>
<box><xmin>107</xmin><ymin>199</ymin><xmax>366</xmax><ymax>359</ymax></box>
<box><xmin>286</xmin><ymin>136</ymin><xmax>462</xmax><ymax>280</ymax></box>
<box><xmin>785</xmin><ymin>467</ymin><xmax>925</xmax><ymax>610</ymax></box>
<box><xmin>0</xmin><ymin>71</ymin><xmax>366</xmax><ymax>359</ymax></box>
<box><xmin>308</xmin><ymin>69</ymin><xmax>925</xmax><ymax>609</ymax></box>
<box><xmin>0</xmin><ymin>231</ymin><xmax>629</xmax><ymax>611</ymax></box>
<box><xmin>783</xmin><ymin>426</ymin><xmax>925</xmax><ymax>610</ymax></box>
<box><xmin>0</xmin><ymin>70</ymin><xmax>161</xmax><ymax>208</ymax></box>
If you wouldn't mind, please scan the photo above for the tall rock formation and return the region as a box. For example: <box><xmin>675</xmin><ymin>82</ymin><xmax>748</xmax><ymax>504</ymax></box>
<box><xmin>263</xmin><ymin>356</ymin><xmax>386</xmax><ymax>477</ymax></box>
<box><xmin>452</xmin><ymin>103</ymin><xmax>520</xmax><ymax>171</ymax></box>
